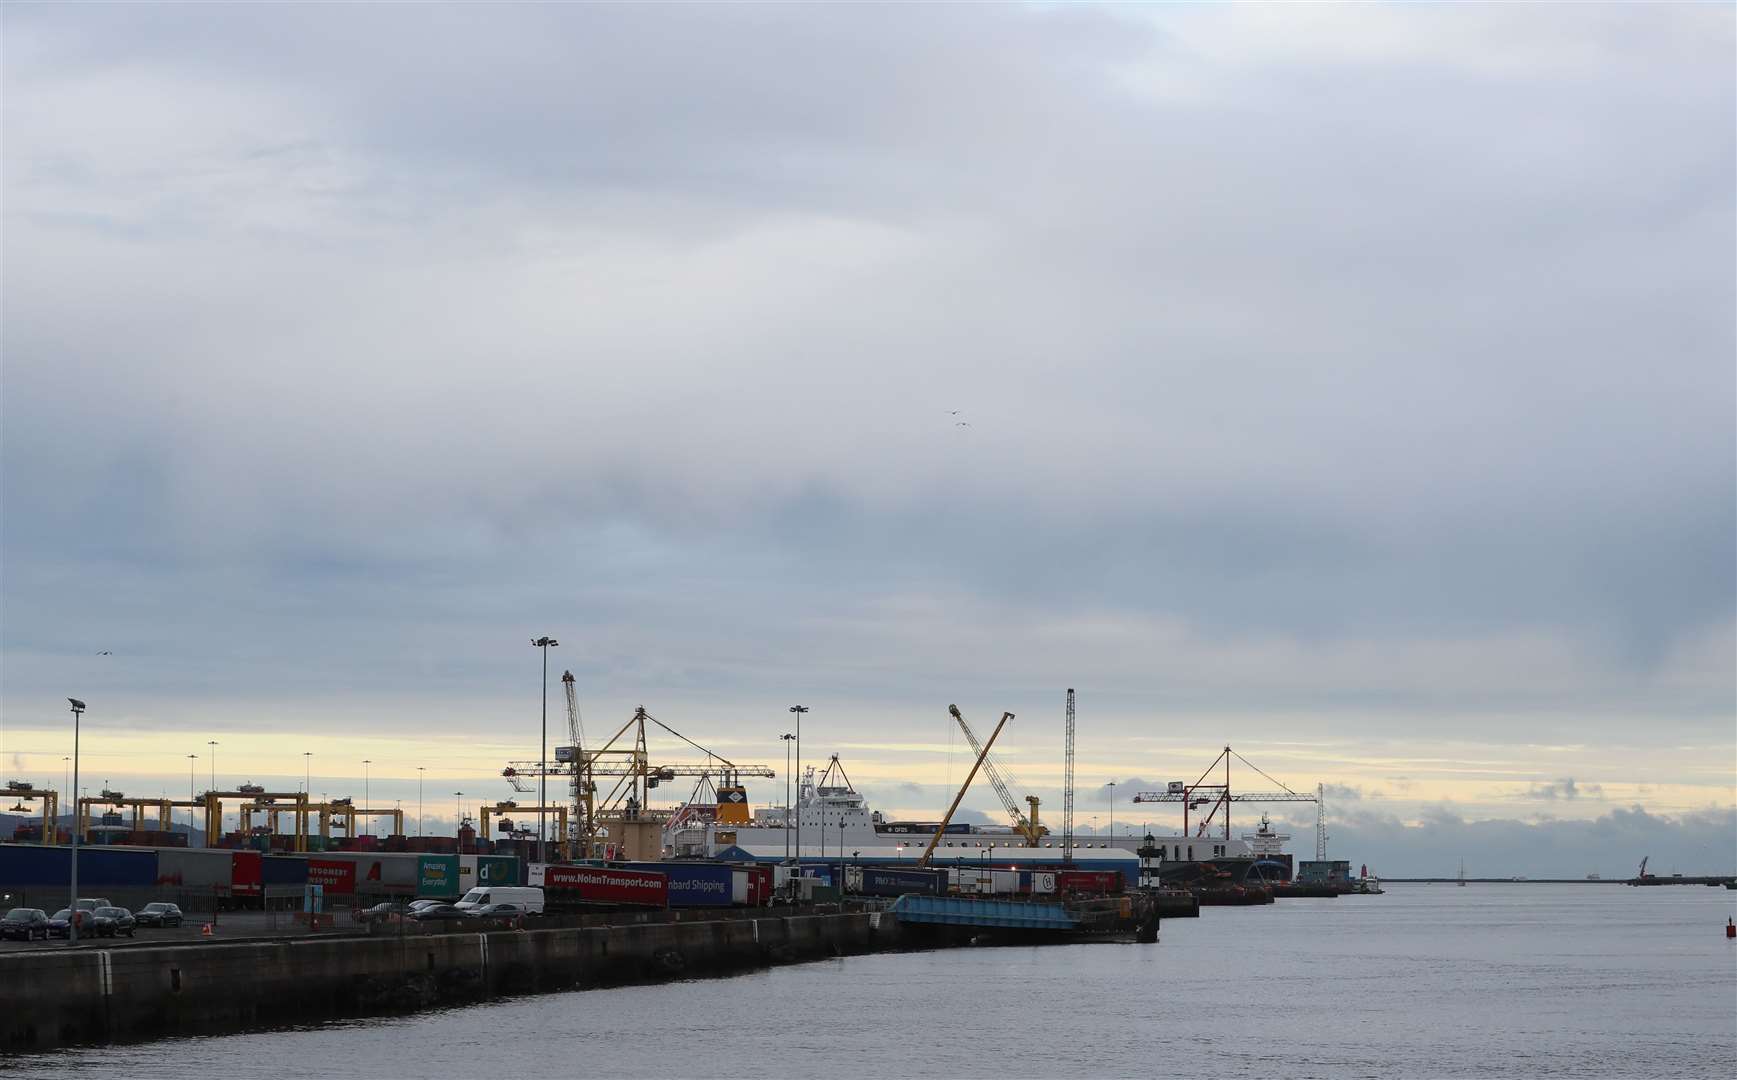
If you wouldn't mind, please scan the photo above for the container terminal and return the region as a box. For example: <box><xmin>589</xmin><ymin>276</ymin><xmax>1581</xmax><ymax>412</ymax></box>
<box><xmin>1</xmin><ymin>688</ymin><xmax>1396</xmax><ymax>1050</ymax></box>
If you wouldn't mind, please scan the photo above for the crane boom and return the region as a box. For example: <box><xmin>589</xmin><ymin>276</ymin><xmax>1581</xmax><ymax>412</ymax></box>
<box><xmin>920</xmin><ymin>710</ymin><xmax>1012</xmax><ymax>865</ymax></box>
<box><xmin>948</xmin><ymin>705</ymin><xmax>1038</xmax><ymax>844</ymax></box>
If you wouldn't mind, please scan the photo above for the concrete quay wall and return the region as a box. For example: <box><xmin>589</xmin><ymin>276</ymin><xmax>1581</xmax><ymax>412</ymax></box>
<box><xmin>2</xmin><ymin>911</ymin><xmax>896</xmax><ymax>1051</ymax></box>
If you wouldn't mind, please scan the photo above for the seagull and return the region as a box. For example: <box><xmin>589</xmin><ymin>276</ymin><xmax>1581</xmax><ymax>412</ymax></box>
<box><xmin>96</xmin><ymin>651</ymin><xmax>112</xmax><ymax>656</ymax></box>
<box><xmin>954</xmin><ymin>421</ymin><xmax>971</xmax><ymax>428</ymax></box>
<box><xmin>947</xmin><ymin>410</ymin><xmax>961</xmax><ymax>416</ymax></box>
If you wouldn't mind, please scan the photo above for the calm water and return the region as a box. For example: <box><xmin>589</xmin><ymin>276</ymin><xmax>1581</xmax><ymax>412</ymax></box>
<box><xmin>18</xmin><ymin>884</ymin><xmax>1737</xmax><ymax>1079</ymax></box>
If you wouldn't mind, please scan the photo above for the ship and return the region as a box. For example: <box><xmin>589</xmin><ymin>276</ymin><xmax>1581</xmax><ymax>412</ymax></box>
<box><xmin>664</xmin><ymin>756</ymin><xmax>1262</xmax><ymax>885</ymax></box>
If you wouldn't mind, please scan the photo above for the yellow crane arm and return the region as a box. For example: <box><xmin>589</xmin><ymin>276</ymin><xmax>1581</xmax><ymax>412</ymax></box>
<box><xmin>919</xmin><ymin>709</ymin><xmax>1012</xmax><ymax>866</ymax></box>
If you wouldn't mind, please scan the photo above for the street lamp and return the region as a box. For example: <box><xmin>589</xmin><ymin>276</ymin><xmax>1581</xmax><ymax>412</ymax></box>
<box><xmin>67</xmin><ymin>699</ymin><xmax>85</xmax><ymax>945</ymax></box>
<box><xmin>839</xmin><ymin>820</ymin><xmax>845</xmax><ymax>894</ymax></box>
<box><xmin>1108</xmin><ymin>780</ymin><xmax>1117</xmax><ymax>846</ymax></box>
<box><xmin>363</xmin><ymin>759</ymin><xmax>371</xmax><ymax>817</ymax></box>
<box><xmin>779</xmin><ymin>733</ymin><xmax>795</xmax><ymax>861</ymax></box>
<box><xmin>788</xmin><ymin>705</ymin><xmax>808</xmax><ymax>858</ymax></box>
<box><xmin>532</xmin><ymin>637</ymin><xmax>559</xmax><ymax>862</ymax></box>
<box><xmin>303</xmin><ymin>751</ymin><xmax>312</xmax><ymax>794</ymax></box>
<box><xmin>207</xmin><ymin>741</ymin><xmax>218</xmax><ymax>792</ymax></box>
<box><xmin>417</xmin><ymin>767</ymin><xmax>425</xmax><ymax>838</ymax></box>
<box><xmin>187</xmin><ymin>755</ymin><xmax>197</xmax><ymax>831</ymax></box>
<box><xmin>454</xmin><ymin>792</ymin><xmax>464</xmax><ymax>835</ymax></box>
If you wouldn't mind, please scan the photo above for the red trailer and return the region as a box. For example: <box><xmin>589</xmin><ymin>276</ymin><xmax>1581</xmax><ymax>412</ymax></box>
<box><xmin>544</xmin><ymin>865</ymin><xmax>668</xmax><ymax>908</ymax></box>
<box><xmin>1055</xmin><ymin>869</ymin><xmax>1121</xmax><ymax>896</ymax></box>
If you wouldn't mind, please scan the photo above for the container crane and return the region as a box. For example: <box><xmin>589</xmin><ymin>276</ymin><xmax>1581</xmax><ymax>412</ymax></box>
<box><xmin>920</xmin><ymin>709</ymin><xmax>1012</xmax><ymax>866</ymax></box>
<box><xmin>1129</xmin><ymin>745</ymin><xmax>1317</xmax><ymax>840</ymax></box>
<box><xmin>503</xmin><ymin>704</ymin><xmax>773</xmax><ymax>859</ymax></box>
<box><xmin>948</xmin><ymin>704</ymin><xmax>1044</xmax><ymax>845</ymax></box>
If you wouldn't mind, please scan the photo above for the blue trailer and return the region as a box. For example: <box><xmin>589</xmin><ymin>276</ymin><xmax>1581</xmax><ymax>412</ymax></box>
<box><xmin>616</xmin><ymin>861</ymin><xmax>734</xmax><ymax>908</ymax></box>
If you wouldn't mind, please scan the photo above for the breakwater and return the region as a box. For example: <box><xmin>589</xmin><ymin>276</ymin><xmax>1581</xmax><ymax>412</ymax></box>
<box><xmin>3</xmin><ymin>909</ymin><xmax>901</xmax><ymax>1051</ymax></box>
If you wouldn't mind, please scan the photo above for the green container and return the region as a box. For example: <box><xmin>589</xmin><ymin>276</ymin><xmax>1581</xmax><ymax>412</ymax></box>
<box><xmin>477</xmin><ymin>855</ymin><xmax>519</xmax><ymax>887</ymax></box>
<box><xmin>417</xmin><ymin>854</ymin><xmax>461</xmax><ymax>899</ymax></box>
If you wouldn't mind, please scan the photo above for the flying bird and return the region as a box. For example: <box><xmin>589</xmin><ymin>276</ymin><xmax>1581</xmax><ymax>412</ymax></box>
<box><xmin>96</xmin><ymin>651</ymin><xmax>112</xmax><ymax>656</ymax></box>
<box><xmin>955</xmin><ymin>421</ymin><xmax>971</xmax><ymax>428</ymax></box>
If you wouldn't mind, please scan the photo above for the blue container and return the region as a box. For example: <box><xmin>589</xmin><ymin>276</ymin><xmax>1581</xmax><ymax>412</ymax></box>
<box><xmin>618</xmin><ymin>861</ymin><xmax>734</xmax><ymax>908</ymax></box>
<box><xmin>262</xmin><ymin>855</ymin><xmax>309</xmax><ymax>886</ymax></box>
<box><xmin>0</xmin><ymin>844</ymin><xmax>156</xmax><ymax>888</ymax></box>
<box><xmin>858</xmin><ymin>866</ymin><xmax>948</xmax><ymax>898</ymax></box>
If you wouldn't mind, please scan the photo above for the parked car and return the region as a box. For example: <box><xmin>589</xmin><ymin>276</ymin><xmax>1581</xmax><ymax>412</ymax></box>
<box><xmin>406</xmin><ymin>899</ymin><xmax>444</xmax><ymax>912</ymax></box>
<box><xmin>464</xmin><ymin>903</ymin><xmax>526</xmax><ymax>919</ymax></box>
<box><xmin>0</xmin><ymin>908</ymin><xmax>50</xmax><ymax>941</ymax></box>
<box><xmin>91</xmin><ymin>907</ymin><xmax>136</xmax><ymax>938</ymax></box>
<box><xmin>408</xmin><ymin>904</ymin><xmax>468</xmax><ymax>922</ymax></box>
<box><xmin>47</xmin><ymin>909</ymin><xmax>96</xmax><ymax>939</ymax></box>
<box><xmin>358</xmin><ymin>901</ymin><xmax>411</xmax><ymax>923</ymax></box>
<box><xmin>73</xmin><ymin>897</ymin><xmax>113</xmax><ymax>913</ymax></box>
<box><xmin>134</xmin><ymin>902</ymin><xmax>184</xmax><ymax>928</ymax></box>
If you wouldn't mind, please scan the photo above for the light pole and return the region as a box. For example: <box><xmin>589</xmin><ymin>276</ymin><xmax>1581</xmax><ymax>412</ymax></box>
<box><xmin>303</xmin><ymin>751</ymin><xmax>312</xmax><ymax>794</ymax></box>
<box><xmin>532</xmin><ymin>636</ymin><xmax>559</xmax><ymax>862</ymax></box>
<box><xmin>788</xmin><ymin>705</ymin><xmax>808</xmax><ymax>858</ymax></box>
<box><xmin>67</xmin><ymin>699</ymin><xmax>84</xmax><ymax>944</ymax></box>
<box><xmin>454</xmin><ymin>792</ymin><xmax>464</xmax><ymax>836</ymax></box>
<box><xmin>779</xmin><ymin>733</ymin><xmax>795</xmax><ymax>861</ymax></box>
<box><xmin>207</xmin><ymin>741</ymin><xmax>218</xmax><ymax>791</ymax></box>
<box><xmin>417</xmin><ymin>767</ymin><xmax>425</xmax><ymax>837</ymax></box>
<box><xmin>1108</xmin><ymin>780</ymin><xmax>1117</xmax><ymax>846</ymax></box>
<box><xmin>839</xmin><ymin>820</ymin><xmax>845</xmax><ymax>894</ymax></box>
<box><xmin>363</xmin><ymin>759</ymin><xmax>371</xmax><ymax>818</ymax></box>
<box><xmin>187</xmin><ymin>755</ymin><xmax>197</xmax><ymax>830</ymax></box>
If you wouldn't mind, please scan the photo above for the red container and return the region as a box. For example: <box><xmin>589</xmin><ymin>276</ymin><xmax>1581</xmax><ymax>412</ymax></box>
<box><xmin>308</xmin><ymin>858</ymin><xmax>358</xmax><ymax>894</ymax></box>
<box><xmin>231</xmin><ymin>850</ymin><xmax>264</xmax><ymax>897</ymax></box>
<box><xmin>545</xmin><ymin>865</ymin><xmax>668</xmax><ymax>907</ymax></box>
<box><xmin>1056</xmin><ymin>869</ymin><xmax>1121</xmax><ymax>896</ymax></box>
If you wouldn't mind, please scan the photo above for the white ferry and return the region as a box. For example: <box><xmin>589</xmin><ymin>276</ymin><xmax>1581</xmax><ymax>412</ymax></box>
<box><xmin>664</xmin><ymin>757</ymin><xmax>1260</xmax><ymax>885</ymax></box>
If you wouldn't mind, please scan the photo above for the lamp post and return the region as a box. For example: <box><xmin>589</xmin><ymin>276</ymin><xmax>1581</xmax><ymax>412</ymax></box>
<box><xmin>67</xmin><ymin>699</ymin><xmax>85</xmax><ymax>944</ymax></box>
<box><xmin>788</xmin><ymin>705</ymin><xmax>808</xmax><ymax>858</ymax></box>
<box><xmin>187</xmin><ymin>755</ymin><xmax>197</xmax><ymax>831</ymax></box>
<box><xmin>303</xmin><ymin>752</ymin><xmax>312</xmax><ymax>794</ymax></box>
<box><xmin>417</xmin><ymin>767</ymin><xmax>425</xmax><ymax>837</ymax></box>
<box><xmin>1108</xmin><ymin>780</ymin><xmax>1117</xmax><ymax>846</ymax></box>
<box><xmin>779</xmin><ymin>733</ymin><xmax>795</xmax><ymax>861</ymax></box>
<box><xmin>363</xmin><ymin>760</ymin><xmax>371</xmax><ymax>818</ymax></box>
<box><xmin>208</xmin><ymin>741</ymin><xmax>218</xmax><ymax>791</ymax></box>
<box><xmin>454</xmin><ymin>792</ymin><xmax>464</xmax><ymax>836</ymax></box>
<box><xmin>532</xmin><ymin>637</ymin><xmax>559</xmax><ymax>863</ymax></box>
<box><xmin>839</xmin><ymin>820</ymin><xmax>845</xmax><ymax>896</ymax></box>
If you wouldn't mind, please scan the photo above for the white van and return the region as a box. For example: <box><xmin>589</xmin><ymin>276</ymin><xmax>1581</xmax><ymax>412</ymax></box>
<box><xmin>454</xmin><ymin>886</ymin><xmax>544</xmax><ymax>914</ymax></box>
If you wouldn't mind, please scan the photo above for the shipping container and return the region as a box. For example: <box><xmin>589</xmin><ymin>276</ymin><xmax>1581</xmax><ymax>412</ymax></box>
<box><xmin>617</xmin><ymin>861</ymin><xmax>732</xmax><ymax>908</ymax></box>
<box><xmin>477</xmin><ymin>855</ymin><xmax>519</xmax><ymax>887</ymax></box>
<box><xmin>416</xmin><ymin>854</ymin><xmax>461</xmax><ymax>899</ymax></box>
<box><xmin>155</xmin><ymin>848</ymin><xmax>234</xmax><ymax>890</ymax></box>
<box><xmin>544</xmin><ymin>865</ymin><xmax>667</xmax><ymax>908</ymax></box>
<box><xmin>261</xmin><ymin>854</ymin><xmax>308</xmax><ymax>887</ymax></box>
<box><xmin>231</xmin><ymin>850</ymin><xmax>264</xmax><ymax>897</ymax></box>
<box><xmin>307</xmin><ymin>858</ymin><xmax>358</xmax><ymax>893</ymax></box>
<box><xmin>848</xmin><ymin>865</ymin><xmax>948</xmax><ymax>898</ymax></box>
<box><xmin>0</xmin><ymin>844</ymin><xmax>159</xmax><ymax>889</ymax></box>
<box><xmin>1055</xmin><ymin>869</ymin><xmax>1121</xmax><ymax>896</ymax></box>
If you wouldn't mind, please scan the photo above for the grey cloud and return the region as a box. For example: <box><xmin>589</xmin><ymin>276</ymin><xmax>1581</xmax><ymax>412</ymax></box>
<box><xmin>1</xmin><ymin>5</ymin><xmax>1731</xmax><ymax>776</ymax></box>
<box><xmin>1522</xmin><ymin>778</ymin><xmax>1605</xmax><ymax>801</ymax></box>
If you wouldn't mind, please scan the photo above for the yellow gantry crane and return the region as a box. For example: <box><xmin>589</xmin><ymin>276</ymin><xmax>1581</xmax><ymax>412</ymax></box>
<box><xmin>948</xmin><ymin>704</ymin><xmax>1044</xmax><ymax>845</ymax></box>
<box><xmin>5</xmin><ymin>780</ymin><xmax>59</xmax><ymax>844</ymax></box>
<box><xmin>920</xmin><ymin>709</ymin><xmax>1013</xmax><ymax>865</ymax></box>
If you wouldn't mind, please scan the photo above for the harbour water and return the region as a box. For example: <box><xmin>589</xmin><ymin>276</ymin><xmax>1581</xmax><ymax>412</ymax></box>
<box><xmin>18</xmin><ymin>885</ymin><xmax>1736</xmax><ymax>1079</ymax></box>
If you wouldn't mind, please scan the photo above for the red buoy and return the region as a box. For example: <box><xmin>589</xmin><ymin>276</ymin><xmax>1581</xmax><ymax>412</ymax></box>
<box><xmin>1726</xmin><ymin>918</ymin><xmax>1734</xmax><ymax>939</ymax></box>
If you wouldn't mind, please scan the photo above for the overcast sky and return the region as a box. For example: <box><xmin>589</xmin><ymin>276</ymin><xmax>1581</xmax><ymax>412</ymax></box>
<box><xmin>2</xmin><ymin>4</ymin><xmax>1732</xmax><ymax>876</ymax></box>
